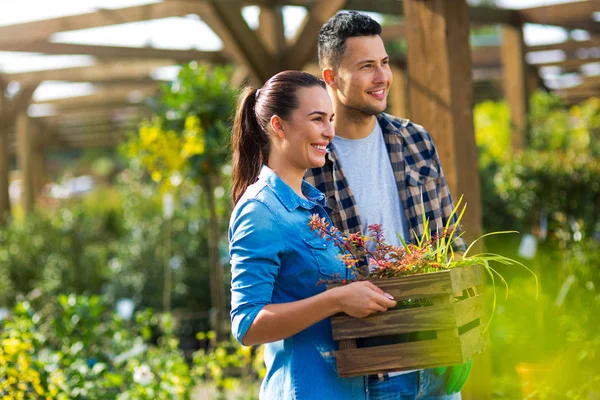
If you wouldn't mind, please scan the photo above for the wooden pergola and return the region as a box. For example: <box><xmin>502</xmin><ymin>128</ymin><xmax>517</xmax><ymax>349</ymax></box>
<box><xmin>0</xmin><ymin>0</ymin><xmax>598</xmax><ymax>396</ymax></box>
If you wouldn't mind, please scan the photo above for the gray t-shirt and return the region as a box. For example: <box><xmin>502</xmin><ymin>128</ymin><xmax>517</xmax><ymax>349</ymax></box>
<box><xmin>332</xmin><ymin>122</ymin><xmax>410</xmax><ymax>246</ymax></box>
<box><xmin>333</xmin><ymin>122</ymin><xmax>413</xmax><ymax>377</ymax></box>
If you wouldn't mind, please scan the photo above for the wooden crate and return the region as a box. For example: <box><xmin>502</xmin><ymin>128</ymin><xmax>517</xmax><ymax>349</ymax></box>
<box><xmin>330</xmin><ymin>264</ymin><xmax>488</xmax><ymax>378</ymax></box>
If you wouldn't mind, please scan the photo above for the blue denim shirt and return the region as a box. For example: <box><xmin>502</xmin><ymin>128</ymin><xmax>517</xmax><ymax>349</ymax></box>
<box><xmin>229</xmin><ymin>166</ymin><xmax>366</xmax><ymax>399</ymax></box>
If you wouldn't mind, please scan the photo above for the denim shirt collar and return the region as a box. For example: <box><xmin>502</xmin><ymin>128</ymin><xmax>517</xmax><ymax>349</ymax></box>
<box><xmin>259</xmin><ymin>165</ymin><xmax>325</xmax><ymax>211</ymax></box>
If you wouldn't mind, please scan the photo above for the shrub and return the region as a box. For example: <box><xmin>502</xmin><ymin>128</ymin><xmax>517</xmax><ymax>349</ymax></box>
<box><xmin>0</xmin><ymin>295</ymin><xmax>193</xmax><ymax>399</ymax></box>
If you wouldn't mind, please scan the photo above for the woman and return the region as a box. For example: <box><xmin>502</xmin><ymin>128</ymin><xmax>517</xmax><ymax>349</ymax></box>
<box><xmin>229</xmin><ymin>70</ymin><xmax>397</xmax><ymax>399</ymax></box>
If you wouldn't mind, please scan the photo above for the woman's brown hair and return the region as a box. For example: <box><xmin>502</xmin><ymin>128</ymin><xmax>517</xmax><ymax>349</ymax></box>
<box><xmin>231</xmin><ymin>70</ymin><xmax>326</xmax><ymax>205</ymax></box>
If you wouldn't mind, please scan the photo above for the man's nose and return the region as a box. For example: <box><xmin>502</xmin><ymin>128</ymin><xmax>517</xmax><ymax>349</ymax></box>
<box><xmin>374</xmin><ymin>65</ymin><xmax>388</xmax><ymax>84</ymax></box>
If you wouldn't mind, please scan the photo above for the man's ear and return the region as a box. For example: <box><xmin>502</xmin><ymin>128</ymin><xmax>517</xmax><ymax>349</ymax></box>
<box><xmin>323</xmin><ymin>68</ymin><xmax>337</xmax><ymax>89</ymax></box>
<box><xmin>270</xmin><ymin>115</ymin><xmax>285</xmax><ymax>139</ymax></box>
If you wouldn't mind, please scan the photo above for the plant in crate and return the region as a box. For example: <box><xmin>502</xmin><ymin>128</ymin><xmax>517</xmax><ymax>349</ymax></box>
<box><xmin>309</xmin><ymin>196</ymin><xmax>538</xmax><ymax>377</ymax></box>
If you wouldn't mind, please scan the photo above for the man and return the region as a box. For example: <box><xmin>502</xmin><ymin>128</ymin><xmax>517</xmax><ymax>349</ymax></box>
<box><xmin>305</xmin><ymin>10</ymin><xmax>471</xmax><ymax>400</ymax></box>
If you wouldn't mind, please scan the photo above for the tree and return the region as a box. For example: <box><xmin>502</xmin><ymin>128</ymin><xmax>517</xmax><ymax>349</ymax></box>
<box><xmin>126</xmin><ymin>63</ymin><xmax>238</xmax><ymax>340</ymax></box>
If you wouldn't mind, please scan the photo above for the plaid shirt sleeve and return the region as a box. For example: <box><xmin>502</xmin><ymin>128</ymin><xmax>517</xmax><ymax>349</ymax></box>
<box><xmin>422</xmin><ymin>129</ymin><xmax>468</xmax><ymax>254</ymax></box>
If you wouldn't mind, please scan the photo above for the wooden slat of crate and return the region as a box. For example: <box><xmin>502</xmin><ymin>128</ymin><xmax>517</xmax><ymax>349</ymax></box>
<box><xmin>330</xmin><ymin>265</ymin><xmax>486</xmax><ymax>377</ymax></box>
<box><xmin>450</xmin><ymin>264</ymin><xmax>484</xmax><ymax>293</ymax></box>
<box><xmin>331</xmin><ymin>294</ymin><xmax>485</xmax><ymax>341</ymax></box>
<box><xmin>335</xmin><ymin>338</ymin><xmax>464</xmax><ymax>377</ymax></box>
<box><xmin>360</xmin><ymin>264</ymin><xmax>483</xmax><ymax>302</ymax></box>
<box><xmin>331</xmin><ymin>302</ymin><xmax>456</xmax><ymax>340</ymax></box>
<box><xmin>455</xmin><ymin>294</ymin><xmax>485</xmax><ymax>326</ymax></box>
<box><xmin>460</xmin><ymin>323</ymin><xmax>488</xmax><ymax>360</ymax></box>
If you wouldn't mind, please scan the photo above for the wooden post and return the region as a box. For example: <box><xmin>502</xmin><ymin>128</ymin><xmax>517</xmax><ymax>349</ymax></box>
<box><xmin>0</xmin><ymin>83</ymin><xmax>38</xmax><ymax>223</ymax></box>
<box><xmin>501</xmin><ymin>24</ymin><xmax>529</xmax><ymax>151</ymax></box>
<box><xmin>0</xmin><ymin>124</ymin><xmax>9</xmax><ymax>225</ymax></box>
<box><xmin>403</xmin><ymin>0</ymin><xmax>482</xmax><ymax>242</ymax></box>
<box><xmin>0</xmin><ymin>82</ymin><xmax>10</xmax><ymax>225</ymax></box>
<box><xmin>16</xmin><ymin>112</ymin><xmax>34</xmax><ymax>213</ymax></box>
<box><xmin>31</xmin><ymin>123</ymin><xmax>45</xmax><ymax>198</ymax></box>
<box><xmin>402</xmin><ymin>1</ymin><xmax>488</xmax><ymax>398</ymax></box>
<box><xmin>390</xmin><ymin>64</ymin><xmax>409</xmax><ymax>119</ymax></box>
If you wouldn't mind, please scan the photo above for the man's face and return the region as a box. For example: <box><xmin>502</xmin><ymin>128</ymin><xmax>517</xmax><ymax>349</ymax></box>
<box><xmin>332</xmin><ymin>35</ymin><xmax>392</xmax><ymax>116</ymax></box>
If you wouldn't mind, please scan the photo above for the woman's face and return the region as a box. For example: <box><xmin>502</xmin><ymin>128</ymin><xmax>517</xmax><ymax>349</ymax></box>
<box><xmin>274</xmin><ymin>86</ymin><xmax>335</xmax><ymax>171</ymax></box>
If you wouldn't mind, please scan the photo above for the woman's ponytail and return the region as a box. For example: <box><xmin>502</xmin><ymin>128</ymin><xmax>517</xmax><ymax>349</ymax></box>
<box><xmin>231</xmin><ymin>87</ymin><xmax>269</xmax><ymax>205</ymax></box>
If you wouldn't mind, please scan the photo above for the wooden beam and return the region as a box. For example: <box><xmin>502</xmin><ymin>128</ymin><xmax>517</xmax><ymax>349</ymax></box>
<box><xmin>34</xmin><ymin>87</ymin><xmax>157</xmax><ymax>110</ymax></box>
<box><xmin>283</xmin><ymin>0</ymin><xmax>519</xmax><ymax>25</ymax></box>
<box><xmin>527</xmin><ymin>37</ymin><xmax>600</xmax><ymax>53</ymax></box>
<box><xmin>467</xmin><ymin>5</ymin><xmax>521</xmax><ymax>26</ymax></box>
<box><xmin>56</xmin><ymin>122</ymin><xmax>138</xmax><ymax>135</ymax></box>
<box><xmin>61</xmin><ymin>137</ymin><xmax>122</xmax><ymax>149</ymax></box>
<box><xmin>0</xmin><ymin>1</ymin><xmax>203</xmax><ymax>47</ymax></box>
<box><xmin>381</xmin><ymin>24</ymin><xmax>406</xmax><ymax>41</ymax></box>
<box><xmin>39</xmin><ymin>106</ymin><xmax>148</xmax><ymax>124</ymax></box>
<box><xmin>208</xmin><ymin>1</ymin><xmax>275</xmax><ymax>82</ymax></box>
<box><xmin>192</xmin><ymin>2</ymin><xmax>260</xmax><ymax>85</ymax></box>
<box><xmin>284</xmin><ymin>0</ymin><xmax>346</xmax><ymax>70</ymax></box>
<box><xmin>402</xmin><ymin>2</ymin><xmax>488</xmax><ymax>396</ymax></box>
<box><xmin>0</xmin><ymin>41</ymin><xmax>228</xmax><ymax>63</ymax></box>
<box><xmin>258</xmin><ymin>6</ymin><xmax>287</xmax><ymax>57</ymax></box>
<box><xmin>5</xmin><ymin>60</ymin><xmax>172</xmax><ymax>85</ymax></box>
<box><xmin>535</xmin><ymin>56</ymin><xmax>600</xmax><ymax>69</ymax></box>
<box><xmin>501</xmin><ymin>25</ymin><xmax>529</xmax><ymax>151</ymax></box>
<box><xmin>472</xmin><ymin>46</ymin><xmax>501</xmax><ymax>68</ymax></box>
<box><xmin>518</xmin><ymin>1</ymin><xmax>600</xmax><ymax>27</ymax></box>
<box><xmin>579</xmin><ymin>74</ymin><xmax>600</xmax><ymax>90</ymax></box>
<box><xmin>557</xmin><ymin>86</ymin><xmax>600</xmax><ymax>99</ymax></box>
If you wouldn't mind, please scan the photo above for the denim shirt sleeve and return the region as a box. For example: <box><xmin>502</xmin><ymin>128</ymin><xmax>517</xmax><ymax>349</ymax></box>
<box><xmin>229</xmin><ymin>199</ymin><xmax>285</xmax><ymax>345</ymax></box>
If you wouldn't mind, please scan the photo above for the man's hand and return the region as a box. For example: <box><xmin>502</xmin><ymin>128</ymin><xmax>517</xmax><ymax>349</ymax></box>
<box><xmin>434</xmin><ymin>359</ymin><xmax>472</xmax><ymax>395</ymax></box>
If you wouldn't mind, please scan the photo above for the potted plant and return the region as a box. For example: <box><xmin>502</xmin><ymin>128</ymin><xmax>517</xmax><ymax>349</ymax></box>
<box><xmin>309</xmin><ymin>197</ymin><xmax>537</xmax><ymax>377</ymax></box>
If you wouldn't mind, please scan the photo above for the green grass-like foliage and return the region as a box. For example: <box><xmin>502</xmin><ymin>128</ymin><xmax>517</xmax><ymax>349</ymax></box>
<box><xmin>309</xmin><ymin>195</ymin><xmax>539</xmax><ymax>330</ymax></box>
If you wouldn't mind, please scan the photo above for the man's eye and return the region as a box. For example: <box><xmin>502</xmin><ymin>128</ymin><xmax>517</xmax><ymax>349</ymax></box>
<box><xmin>313</xmin><ymin>117</ymin><xmax>322</xmax><ymax>121</ymax></box>
<box><xmin>361</xmin><ymin>64</ymin><xmax>372</xmax><ymax>69</ymax></box>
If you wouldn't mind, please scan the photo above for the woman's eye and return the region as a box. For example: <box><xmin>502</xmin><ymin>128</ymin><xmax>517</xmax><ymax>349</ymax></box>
<box><xmin>313</xmin><ymin>117</ymin><xmax>322</xmax><ymax>122</ymax></box>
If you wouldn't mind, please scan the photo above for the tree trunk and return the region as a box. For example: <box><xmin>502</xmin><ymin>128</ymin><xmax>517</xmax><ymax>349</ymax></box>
<box><xmin>163</xmin><ymin>217</ymin><xmax>172</xmax><ymax>312</ymax></box>
<box><xmin>203</xmin><ymin>175</ymin><xmax>227</xmax><ymax>341</ymax></box>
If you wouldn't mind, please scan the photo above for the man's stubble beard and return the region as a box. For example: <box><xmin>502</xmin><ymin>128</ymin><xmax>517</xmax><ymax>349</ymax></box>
<box><xmin>341</xmin><ymin>101</ymin><xmax>385</xmax><ymax>124</ymax></box>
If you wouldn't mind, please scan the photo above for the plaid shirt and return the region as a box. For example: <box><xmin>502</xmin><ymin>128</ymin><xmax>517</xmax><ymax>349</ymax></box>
<box><xmin>304</xmin><ymin>112</ymin><xmax>467</xmax><ymax>252</ymax></box>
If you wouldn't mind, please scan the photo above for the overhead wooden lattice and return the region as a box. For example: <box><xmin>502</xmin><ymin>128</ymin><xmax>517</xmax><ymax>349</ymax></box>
<box><xmin>0</xmin><ymin>0</ymin><xmax>597</xmax><ymax>151</ymax></box>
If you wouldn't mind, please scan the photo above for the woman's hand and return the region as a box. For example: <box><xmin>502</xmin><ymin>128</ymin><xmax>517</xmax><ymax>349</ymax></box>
<box><xmin>332</xmin><ymin>281</ymin><xmax>397</xmax><ymax>318</ymax></box>
<box><xmin>240</xmin><ymin>281</ymin><xmax>396</xmax><ymax>345</ymax></box>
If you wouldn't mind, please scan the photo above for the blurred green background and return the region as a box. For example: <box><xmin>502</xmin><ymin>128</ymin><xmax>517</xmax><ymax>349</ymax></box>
<box><xmin>1</xmin><ymin>63</ymin><xmax>599</xmax><ymax>399</ymax></box>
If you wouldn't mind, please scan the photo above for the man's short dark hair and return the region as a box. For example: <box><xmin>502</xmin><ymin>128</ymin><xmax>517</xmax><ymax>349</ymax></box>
<box><xmin>318</xmin><ymin>11</ymin><xmax>382</xmax><ymax>70</ymax></box>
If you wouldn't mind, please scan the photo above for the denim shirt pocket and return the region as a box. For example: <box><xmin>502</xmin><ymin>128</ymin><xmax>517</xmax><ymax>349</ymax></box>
<box><xmin>302</xmin><ymin>236</ymin><xmax>340</xmax><ymax>278</ymax></box>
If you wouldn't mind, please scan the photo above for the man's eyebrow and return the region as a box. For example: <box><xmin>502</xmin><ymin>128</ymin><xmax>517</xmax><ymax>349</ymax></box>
<box><xmin>355</xmin><ymin>58</ymin><xmax>376</xmax><ymax>65</ymax></box>
<box><xmin>355</xmin><ymin>56</ymin><xmax>390</xmax><ymax>65</ymax></box>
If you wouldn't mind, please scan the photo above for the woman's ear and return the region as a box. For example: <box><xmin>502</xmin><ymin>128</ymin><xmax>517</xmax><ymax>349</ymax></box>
<box><xmin>323</xmin><ymin>68</ymin><xmax>337</xmax><ymax>89</ymax></box>
<box><xmin>270</xmin><ymin>115</ymin><xmax>286</xmax><ymax>139</ymax></box>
